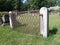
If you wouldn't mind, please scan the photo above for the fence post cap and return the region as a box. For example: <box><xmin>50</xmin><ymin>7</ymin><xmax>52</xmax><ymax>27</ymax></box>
<box><xmin>9</xmin><ymin>11</ymin><xmax>12</xmax><ymax>14</ymax></box>
<box><xmin>39</xmin><ymin>7</ymin><xmax>48</xmax><ymax>15</ymax></box>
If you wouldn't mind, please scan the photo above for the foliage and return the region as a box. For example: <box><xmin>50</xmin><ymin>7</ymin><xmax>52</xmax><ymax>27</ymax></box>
<box><xmin>27</xmin><ymin>0</ymin><xmax>56</xmax><ymax>10</ymax></box>
<box><xmin>20</xmin><ymin>3</ymin><xmax>28</xmax><ymax>11</ymax></box>
<box><xmin>0</xmin><ymin>0</ymin><xmax>22</xmax><ymax>11</ymax></box>
<box><xmin>56</xmin><ymin>0</ymin><xmax>60</xmax><ymax>6</ymax></box>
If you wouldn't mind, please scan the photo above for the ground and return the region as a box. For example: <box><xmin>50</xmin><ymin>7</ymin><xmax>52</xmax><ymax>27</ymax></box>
<box><xmin>0</xmin><ymin>14</ymin><xmax>60</xmax><ymax>45</ymax></box>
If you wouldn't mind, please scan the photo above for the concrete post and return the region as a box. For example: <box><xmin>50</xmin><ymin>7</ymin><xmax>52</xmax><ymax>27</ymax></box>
<box><xmin>39</xmin><ymin>7</ymin><xmax>49</xmax><ymax>38</ymax></box>
<box><xmin>9</xmin><ymin>11</ymin><xmax>16</xmax><ymax>29</ymax></box>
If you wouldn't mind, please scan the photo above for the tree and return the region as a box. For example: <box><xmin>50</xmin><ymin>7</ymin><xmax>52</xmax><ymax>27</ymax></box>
<box><xmin>0</xmin><ymin>0</ymin><xmax>22</xmax><ymax>11</ymax></box>
<box><xmin>20</xmin><ymin>0</ymin><xmax>29</xmax><ymax>11</ymax></box>
<box><xmin>27</xmin><ymin>0</ymin><xmax>56</xmax><ymax>10</ymax></box>
<box><xmin>56</xmin><ymin>0</ymin><xmax>60</xmax><ymax>6</ymax></box>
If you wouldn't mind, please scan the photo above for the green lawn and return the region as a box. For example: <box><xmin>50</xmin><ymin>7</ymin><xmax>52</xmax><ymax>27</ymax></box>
<box><xmin>0</xmin><ymin>15</ymin><xmax>60</xmax><ymax>45</ymax></box>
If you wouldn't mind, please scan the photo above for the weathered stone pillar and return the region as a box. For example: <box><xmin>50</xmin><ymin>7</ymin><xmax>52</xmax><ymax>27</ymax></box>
<box><xmin>39</xmin><ymin>7</ymin><xmax>49</xmax><ymax>38</ymax></box>
<box><xmin>9</xmin><ymin>11</ymin><xmax>16</xmax><ymax>29</ymax></box>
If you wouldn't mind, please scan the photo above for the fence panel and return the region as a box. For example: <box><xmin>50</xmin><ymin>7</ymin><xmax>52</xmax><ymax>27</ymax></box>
<box><xmin>16</xmin><ymin>10</ymin><xmax>40</xmax><ymax>35</ymax></box>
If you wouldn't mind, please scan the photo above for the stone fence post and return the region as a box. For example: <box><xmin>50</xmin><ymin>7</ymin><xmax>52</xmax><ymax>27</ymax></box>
<box><xmin>39</xmin><ymin>7</ymin><xmax>49</xmax><ymax>38</ymax></box>
<box><xmin>9</xmin><ymin>11</ymin><xmax>16</xmax><ymax>29</ymax></box>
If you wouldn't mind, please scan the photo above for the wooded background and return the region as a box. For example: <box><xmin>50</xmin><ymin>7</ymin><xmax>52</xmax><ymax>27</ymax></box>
<box><xmin>0</xmin><ymin>0</ymin><xmax>60</xmax><ymax>11</ymax></box>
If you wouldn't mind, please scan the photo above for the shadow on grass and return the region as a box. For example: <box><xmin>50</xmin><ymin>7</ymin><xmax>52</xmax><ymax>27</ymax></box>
<box><xmin>49</xmin><ymin>27</ymin><xmax>58</xmax><ymax>36</ymax></box>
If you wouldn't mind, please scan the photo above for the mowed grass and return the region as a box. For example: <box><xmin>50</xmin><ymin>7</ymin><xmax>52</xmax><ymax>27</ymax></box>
<box><xmin>0</xmin><ymin>14</ymin><xmax>60</xmax><ymax>45</ymax></box>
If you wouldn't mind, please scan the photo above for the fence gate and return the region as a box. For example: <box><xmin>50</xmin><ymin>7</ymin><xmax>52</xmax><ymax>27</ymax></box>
<box><xmin>15</xmin><ymin>10</ymin><xmax>40</xmax><ymax>35</ymax></box>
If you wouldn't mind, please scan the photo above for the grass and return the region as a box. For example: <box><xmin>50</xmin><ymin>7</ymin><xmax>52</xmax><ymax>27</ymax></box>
<box><xmin>0</xmin><ymin>14</ymin><xmax>60</xmax><ymax>45</ymax></box>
